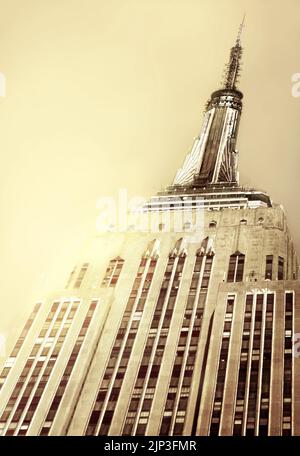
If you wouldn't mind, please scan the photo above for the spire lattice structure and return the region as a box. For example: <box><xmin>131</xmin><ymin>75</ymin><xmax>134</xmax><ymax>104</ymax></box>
<box><xmin>172</xmin><ymin>21</ymin><xmax>246</xmax><ymax>189</ymax></box>
<box><xmin>223</xmin><ymin>16</ymin><xmax>245</xmax><ymax>90</ymax></box>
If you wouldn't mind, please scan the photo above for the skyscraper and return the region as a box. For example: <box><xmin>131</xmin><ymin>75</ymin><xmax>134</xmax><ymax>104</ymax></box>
<box><xmin>0</xmin><ymin>23</ymin><xmax>299</xmax><ymax>436</ymax></box>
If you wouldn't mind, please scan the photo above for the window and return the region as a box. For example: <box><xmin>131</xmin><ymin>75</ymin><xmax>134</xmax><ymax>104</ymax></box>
<box><xmin>39</xmin><ymin>301</ymin><xmax>98</xmax><ymax>436</ymax></box>
<box><xmin>233</xmin><ymin>294</ymin><xmax>254</xmax><ymax>435</ymax></box>
<box><xmin>86</xmin><ymin>252</ymin><xmax>158</xmax><ymax>436</ymax></box>
<box><xmin>159</xmin><ymin>252</ymin><xmax>213</xmax><ymax>435</ymax></box>
<box><xmin>122</xmin><ymin>247</ymin><xmax>186</xmax><ymax>436</ymax></box>
<box><xmin>240</xmin><ymin>219</ymin><xmax>247</xmax><ymax>225</ymax></box>
<box><xmin>265</xmin><ymin>255</ymin><xmax>273</xmax><ymax>280</ymax></box>
<box><xmin>245</xmin><ymin>294</ymin><xmax>264</xmax><ymax>436</ymax></box>
<box><xmin>1</xmin><ymin>300</ymin><xmax>79</xmax><ymax>436</ymax></box>
<box><xmin>259</xmin><ymin>294</ymin><xmax>274</xmax><ymax>435</ymax></box>
<box><xmin>65</xmin><ymin>267</ymin><xmax>76</xmax><ymax>289</ymax></box>
<box><xmin>74</xmin><ymin>263</ymin><xmax>89</xmax><ymax>288</ymax></box>
<box><xmin>0</xmin><ymin>303</ymin><xmax>41</xmax><ymax>392</ymax></box>
<box><xmin>278</xmin><ymin>257</ymin><xmax>284</xmax><ymax>280</ymax></box>
<box><xmin>209</xmin><ymin>295</ymin><xmax>235</xmax><ymax>435</ymax></box>
<box><xmin>227</xmin><ymin>252</ymin><xmax>245</xmax><ymax>283</ymax></box>
<box><xmin>282</xmin><ymin>292</ymin><xmax>293</xmax><ymax>435</ymax></box>
<box><xmin>209</xmin><ymin>221</ymin><xmax>217</xmax><ymax>228</ymax></box>
<box><xmin>101</xmin><ymin>257</ymin><xmax>124</xmax><ymax>287</ymax></box>
<box><xmin>183</xmin><ymin>222</ymin><xmax>192</xmax><ymax>231</ymax></box>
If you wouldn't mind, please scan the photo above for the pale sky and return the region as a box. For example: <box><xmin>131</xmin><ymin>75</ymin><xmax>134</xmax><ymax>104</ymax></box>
<box><xmin>1</xmin><ymin>0</ymin><xmax>300</xmax><ymax>362</ymax></box>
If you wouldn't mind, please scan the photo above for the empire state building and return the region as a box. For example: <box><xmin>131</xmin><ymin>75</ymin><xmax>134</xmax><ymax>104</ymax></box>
<box><xmin>0</xmin><ymin>24</ymin><xmax>299</xmax><ymax>436</ymax></box>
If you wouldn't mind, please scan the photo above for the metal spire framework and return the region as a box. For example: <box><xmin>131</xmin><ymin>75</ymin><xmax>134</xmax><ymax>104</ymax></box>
<box><xmin>140</xmin><ymin>18</ymin><xmax>271</xmax><ymax>213</ymax></box>
<box><xmin>172</xmin><ymin>20</ymin><xmax>245</xmax><ymax>188</ymax></box>
<box><xmin>223</xmin><ymin>15</ymin><xmax>245</xmax><ymax>90</ymax></box>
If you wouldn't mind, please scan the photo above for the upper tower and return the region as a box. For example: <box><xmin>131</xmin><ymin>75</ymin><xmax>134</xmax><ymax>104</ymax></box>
<box><xmin>173</xmin><ymin>19</ymin><xmax>245</xmax><ymax>188</ymax></box>
<box><xmin>143</xmin><ymin>18</ymin><xmax>271</xmax><ymax>211</ymax></box>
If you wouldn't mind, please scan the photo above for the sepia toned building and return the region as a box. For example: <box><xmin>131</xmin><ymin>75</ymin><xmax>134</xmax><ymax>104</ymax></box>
<box><xmin>0</xmin><ymin>25</ymin><xmax>300</xmax><ymax>436</ymax></box>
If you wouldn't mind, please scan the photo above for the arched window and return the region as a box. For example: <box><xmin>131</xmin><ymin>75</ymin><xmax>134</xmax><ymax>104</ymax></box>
<box><xmin>227</xmin><ymin>251</ymin><xmax>245</xmax><ymax>282</ymax></box>
<box><xmin>101</xmin><ymin>257</ymin><xmax>124</xmax><ymax>287</ymax></box>
<box><xmin>209</xmin><ymin>220</ymin><xmax>217</xmax><ymax>228</ymax></box>
<box><xmin>240</xmin><ymin>219</ymin><xmax>247</xmax><ymax>225</ymax></box>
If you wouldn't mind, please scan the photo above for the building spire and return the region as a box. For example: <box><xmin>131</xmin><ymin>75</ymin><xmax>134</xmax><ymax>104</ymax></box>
<box><xmin>172</xmin><ymin>24</ymin><xmax>245</xmax><ymax>188</ymax></box>
<box><xmin>223</xmin><ymin>16</ymin><xmax>245</xmax><ymax>90</ymax></box>
<box><xmin>237</xmin><ymin>14</ymin><xmax>246</xmax><ymax>43</ymax></box>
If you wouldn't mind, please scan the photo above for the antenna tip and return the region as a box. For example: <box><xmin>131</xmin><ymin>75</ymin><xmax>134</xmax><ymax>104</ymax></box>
<box><xmin>237</xmin><ymin>14</ymin><xmax>246</xmax><ymax>42</ymax></box>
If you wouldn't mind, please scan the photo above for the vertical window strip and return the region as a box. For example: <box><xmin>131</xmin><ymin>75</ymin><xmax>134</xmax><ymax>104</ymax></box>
<box><xmin>85</xmin><ymin>257</ymin><xmax>157</xmax><ymax>436</ymax></box>
<box><xmin>282</xmin><ymin>292</ymin><xmax>293</xmax><ymax>435</ymax></box>
<box><xmin>122</xmin><ymin>254</ymin><xmax>186</xmax><ymax>436</ymax></box>
<box><xmin>245</xmin><ymin>293</ymin><xmax>264</xmax><ymax>435</ymax></box>
<box><xmin>39</xmin><ymin>300</ymin><xmax>98</xmax><ymax>436</ymax></box>
<box><xmin>258</xmin><ymin>293</ymin><xmax>274</xmax><ymax>435</ymax></box>
<box><xmin>0</xmin><ymin>303</ymin><xmax>42</xmax><ymax>391</ymax></box>
<box><xmin>209</xmin><ymin>294</ymin><xmax>235</xmax><ymax>436</ymax></box>
<box><xmin>233</xmin><ymin>294</ymin><xmax>254</xmax><ymax>435</ymax></box>
<box><xmin>15</xmin><ymin>301</ymin><xmax>80</xmax><ymax>436</ymax></box>
<box><xmin>159</xmin><ymin>253</ymin><xmax>214</xmax><ymax>436</ymax></box>
<box><xmin>0</xmin><ymin>301</ymin><xmax>61</xmax><ymax>435</ymax></box>
<box><xmin>74</xmin><ymin>263</ymin><xmax>89</xmax><ymax>288</ymax></box>
<box><xmin>1</xmin><ymin>300</ymin><xmax>80</xmax><ymax>436</ymax></box>
<box><xmin>65</xmin><ymin>267</ymin><xmax>76</xmax><ymax>289</ymax></box>
<box><xmin>278</xmin><ymin>257</ymin><xmax>284</xmax><ymax>281</ymax></box>
<box><xmin>227</xmin><ymin>253</ymin><xmax>245</xmax><ymax>283</ymax></box>
<box><xmin>101</xmin><ymin>257</ymin><xmax>124</xmax><ymax>288</ymax></box>
<box><xmin>265</xmin><ymin>256</ymin><xmax>273</xmax><ymax>280</ymax></box>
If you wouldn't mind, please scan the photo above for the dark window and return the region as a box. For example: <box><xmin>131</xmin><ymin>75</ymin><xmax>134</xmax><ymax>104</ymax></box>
<box><xmin>227</xmin><ymin>252</ymin><xmax>245</xmax><ymax>283</ymax></box>
<box><xmin>209</xmin><ymin>295</ymin><xmax>235</xmax><ymax>435</ymax></box>
<box><xmin>101</xmin><ymin>257</ymin><xmax>124</xmax><ymax>287</ymax></box>
<box><xmin>265</xmin><ymin>255</ymin><xmax>273</xmax><ymax>280</ymax></box>
<box><xmin>122</xmin><ymin>247</ymin><xmax>186</xmax><ymax>436</ymax></box>
<box><xmin>282</xmin><ymin>292</ymin><xmax>293</xmax><ymax>435</ymax></box>
<box><xmin>278</xmin><ymin>257</ymin><xmax>284</xmax><ymax>280</ymax></box>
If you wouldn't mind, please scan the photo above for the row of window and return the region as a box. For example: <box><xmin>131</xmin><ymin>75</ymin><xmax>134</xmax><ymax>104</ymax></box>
<box><xmin>212</xmin><ymin>292</ymin><xmax>293</xmax><ymax>436</ymax></box>
<box><xmin>0</xmin><ymin>303</ymin><xmax>42</xmax><ymax>391</ymax></box>
<box><xmin>121</xmin><ymin>254</ymin><xmax>186</xmax><ymax>436</ymax></box>
<box><xmin>159</xmin><ymin>251</ymin><xmax>214</xmax><ymax>436</ymax></box>
<box><xmin>66</xmin><ymin>258</ymin><xmax>124</xmax><ymax>290</ymax></box>
<box><xmin>227</xmin><ymin>253</ymin><xmax>286</xmax><ymax>283</ymax></box>
<box><xmin>208</xmin><ymin>218</ymin><xmax>265</xmax><ymax>228</ymax></box>
<box><xmin>68</xmin><ymin>253</ymin><xmax>289</xmax><ymax>300</ymax></box>
<box><xmin>126</xmin><ymin>217</ymin><xmax>264</xmax><ymax>231</ymax></box>
<box><xmin>85</xmin><ymin>256</ymin><xmax>158</xmax><ymax>436</ymax></box>
<box><xmin>209</xmin><ymin>295</ymin><xmax>235</xmax><ymax>435</ymax></box>
<box><xmin>0</xmin><ymin>300</ymin><xmax>80</xmax><ymax>436</ymax></box>
<box><xmin>67</xmin><ymin>251</ymin><xmax>287</xmax><ymax>292</ymax></box>
<box><xmin>39</xmin><ymin>300</ymin><xmax>98</xmax><ymax>435</ymax></box>
<box><xmin>265</xmin><ymin>255</ymin><xmax>285</xmax><ymax>280</ymax></box>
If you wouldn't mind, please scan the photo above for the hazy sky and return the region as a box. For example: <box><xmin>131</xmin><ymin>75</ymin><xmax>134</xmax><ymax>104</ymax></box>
<box><xmin>1</xmin><ymin>0</ymin><xmax>300</xmax><ymax>362</ymax></box>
